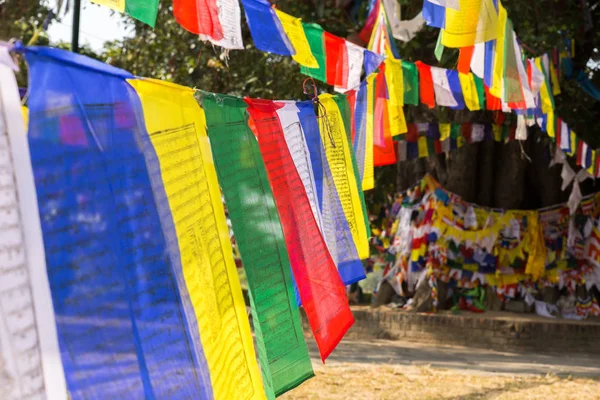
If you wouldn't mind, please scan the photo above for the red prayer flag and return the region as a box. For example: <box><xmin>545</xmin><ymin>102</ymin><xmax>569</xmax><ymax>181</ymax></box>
<box><xmin>373</xmin><ymin>68</ymin><xmax>396</xmax><ymax>166</ymax></box>
<box><xmin>359</xmin><ymin>0</ymin><xmax>380</xmax><ymax>44</ymax></box>
<box><xmin>173</xmin><ymin>0</ymin><xmax>223</xmax><ymax>39</ymax></box>
<box><xmin>458</xmin><ymin>46</ymin><xmax>475</xmax><ymax>74</ymax></box>
<box><xmin>485</xmin><ymin>85</ymin><xmax>502</xmax><ymax>110</ymax></box>
<box><xmin>415</xmin><ymin>61</ymin><xmax>435</xmax><ymax>109</ymax></box>
<box><xmin>324</xmin><ymin>33</ymin><xmax>348</xmax><ymax>88</ymax></box>
<box><xmin>244</xmin><ymin>98</ymin><xmax>354</xmax><ymax>361</ymax></box>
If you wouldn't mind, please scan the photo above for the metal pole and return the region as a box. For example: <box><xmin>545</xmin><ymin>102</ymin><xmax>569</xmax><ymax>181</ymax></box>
<box><xmin>71</xmin><ymin>0</ymin><xmax>81</xmax><ymax>53</ymax></box>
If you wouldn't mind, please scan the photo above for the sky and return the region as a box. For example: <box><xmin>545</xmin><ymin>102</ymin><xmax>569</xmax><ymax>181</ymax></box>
<box><xmin>47</xmin><ymin>0</ymin><xmax>132</xmax><ymax>51</ymax></box>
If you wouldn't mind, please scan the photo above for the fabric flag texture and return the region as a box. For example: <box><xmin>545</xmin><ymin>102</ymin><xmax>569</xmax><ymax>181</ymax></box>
<box><xmin>459</xmin><ymin>72</ymin><xmax>482</xmax><ymax>111</ymax></box>
<box><xmin>324</xmin><ymin>33</ymin><xmax>349</xmax><ymax>88</ymax></box>
<box><xmin>0</xmin><ymin>46</ymin><xmax>67</xmax><ymax>400</ymax></box>
<box><xmin>300</xmin><ymin>24</ymin><xmax>327</xmax><ymax>82</ymax></box>
<box><xmin>275</xmin><ymin>101</ymin><xmax>324</xmax><ymax>235</ymax></box>
<box><xmin>430</xmin><ymin>66</ymin><xmax>458</xmax><ymax>108</ymax></box>
<box><xmin>333</xmin><ymin>95</ymin><xmax>371</xmax><ymax>245</ymax></box>
<box><xmin>353</xmin><ymin>80</ymin><xmax>375</xmax><ymax>190</ymax></box>
<box><xmin>415</xmin><ymin>61</ymin><xmax>435</xmax><ymax>108</ymax></box>
<box><xmin>275</xmin><ymin>10</ymin><xmax>319</xmax><ymax>68</ymax></box>
<box><xmin>241</xmin><ymin>0</ymin><xmax>294</xmax><ymax>56</ymax></box>
<box><xmin>24</xmin><ymin>47</ymin><xmax>217</xmax><ymax>399</ymax></box>
<box><xmin>200</xmin><ymin>93</ymin><xmax>313</xmax><ymax>398</ymax></box>
<box><xmin>198</xmin><ymin>0</ymin><xmax>244</xmax><ymax>49</ymax></box>
<box><xmin>336</xmin><ymin>41</ymin><xmax>364</xmax><ymax>92</ymax></box>
<box><xmin>91</xmin><ymin>0</ymin><xmax>158</xmax><ymax>26</ymax></box>
<box><xmin>402</xmin><ymin>61</ymin><xmax>420</xmax><ymax>106</ymax></box>
<box><xmin>173</xmin><ymin>0</ymin><xmax>221</xmax><ymax>38</ymax></box>
<box><xmin>318</xmin><ymin>94</ymin><xmax>370</xmax><ymax>260</ymax></box>
<box><xmin>245</xmin><ymin>98</ymin><xmax>354</xmax><ymax>361</ymax></box>
<box><xmin>295</xmin><ymin>101</ymin><xmax>366</xmax><ymax>285</ymax></box>
<box><xmin>129</xmin><ymin>79</ymin><xmax>267</xmax><ymax>400</ymax></box>
<box><xmin>422</xmin><ymin>0</ymin><xmax>446</xmax><ymax>29</ymax></box>
<box><xmin>441</xmin><ymin>0</ymin><xmax>498</xmax><ymax>47</ymax></box>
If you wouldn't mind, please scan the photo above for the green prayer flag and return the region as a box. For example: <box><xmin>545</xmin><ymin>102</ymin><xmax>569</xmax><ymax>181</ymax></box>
<box><xmin>301</xmin><ymin>23</ymin><xmax>327</xmax><ymax>82</ymax></box>
<box><xmin>126</xmin><ymin>0</ymin><xmax>159</xmax><ymax>27</ymax></box>
<box><xmin>402</xmin><ymin>61</ymin><xmax>419</xmax><ymax>106</ymax></box>
<box><xmin>434</xmin><ymin>31</ymin><xmax>444</xmax><ymax>62</ymax></box>
<box><xmin>473</xmin><ymin>75</ymin><xmax>486</xmax><ymax>110</ymax></box>
<box><xmin>199</xmin><ymin>92</ymin><xmax>314</xmax><ymax>399</ymax></box>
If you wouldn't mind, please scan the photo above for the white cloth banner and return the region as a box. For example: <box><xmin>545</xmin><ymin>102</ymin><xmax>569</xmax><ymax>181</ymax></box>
<box><xmin>0</xmin><ymin>45</ymin><xmax>67</xmax><ymax>400</ymax></box>
<box><xmin>430</xmin><ymin>67</ymin><xmax>459</xmax><ymax>107</ymax></box>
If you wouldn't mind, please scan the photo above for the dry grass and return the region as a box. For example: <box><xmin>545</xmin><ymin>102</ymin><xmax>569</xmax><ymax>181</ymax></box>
<box><xmin>282</xmin><ymin>364</ymin><xmax>600</xmax><ymax>400</ymax></box>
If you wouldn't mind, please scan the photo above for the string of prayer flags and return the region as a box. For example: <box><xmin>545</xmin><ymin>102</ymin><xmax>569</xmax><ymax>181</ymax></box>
<box><xmin>245</xmin><ymin>98</ymin><xmax>354</xmax><ymax>361</ymax></box>
<box><xmin>130</xmin><ymin>80</ymin><xmax>269</xmax><ymax>400</ymax></box>
<box><xmin>24</xmin><ymin>47</ymin><xmax>218</xmax><ymax>399</ymax></box>
<box><xmin>296</xmin><ymin>101</ymin><xmax>367</xmax><ymax>284</ymax></box>
<box><xmin>0</xmin><ymin>45</ymin><xmax>67</xmax><ymax>400</ymax></box>
<box><xmin>200</xmin><ymin>93</ymin><xmax>313</xmax><ymax>398</ymax></box>
<box><xmin>318</xmin><ymin>94</ymin><xmax>371</xmax><ymax>260</ymax></box>
<box><xmin>275</xmin><ymin>10</ymin><xmax>319</xmax><ymax>68</ymax></box>
<box><xmin>241</xmin><ymin>0</ymin><xmax>294</xmax><ymax>56</ymax></box>
<box><xmin>300</xmin><ymin>23</ymin><xmax>327</xmax><ymax>82</ymax></box>
<box><xmin>91</xmin><ymin>0</ymin><xmax>159</xmax><ymax>26</ymax></box>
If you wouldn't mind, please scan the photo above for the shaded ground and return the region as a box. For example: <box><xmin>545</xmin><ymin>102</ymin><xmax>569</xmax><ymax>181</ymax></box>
<box><xmin>282</xmin><ymin>338</ymin><xmax>600</xmax><ymax>399</ymax></box>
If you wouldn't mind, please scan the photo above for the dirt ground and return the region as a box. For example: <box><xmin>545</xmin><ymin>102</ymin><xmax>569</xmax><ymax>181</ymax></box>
<box><xmin>281</xmin><ymin>338</ymin><xmax>600</xmax><ymax>400</ymax></box>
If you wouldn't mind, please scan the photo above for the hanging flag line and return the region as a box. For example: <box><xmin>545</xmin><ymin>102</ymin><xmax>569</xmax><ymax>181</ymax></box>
<box><xmin>6</xmin><ymin>43</ymin><xmax>377</xmax><ymax>399</ymax></box>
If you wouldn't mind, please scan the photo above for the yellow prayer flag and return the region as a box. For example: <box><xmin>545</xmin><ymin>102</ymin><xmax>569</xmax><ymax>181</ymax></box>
<box><xmin>546</xmin><ymin>111</ymin><xmax>555</xmax><ymax>139</ymax></box>
<box><xmin>383</xmin><ymin>58</ymin><xmax>407</xmax><ymax>137</ymax></box>
<box><xmin>550</xmin><ymin>62</ymin><xmax>561</xmax><ymax>96</ymax></box>
<box><xmin>492</xmin><ymin>124</ymin><xmax>502</xmax><ymax>142</ymax></box>
<box><xmin>535</xmin><ymin>57</ymin><xmax>554</xmax><ymax>113</ymax></box>
<box><xmin>384</xmin><ymin>58</ymin><xmax>404</xmax><ymax>107</ymax></box>
<box><xmin>458</xmin><ymin>72</ymin><xmax>481</xmax><ymax>111</ymax></box>
<box><xmin>363</xmin><ymin>73</ymin><xmax>376</xmax><ymax>191</ymax></box>
<box><xmin>441</xmin><ymin>0</ymin><xmax>498</xmax><ymax>47</ymax></box>
<box><xmin>128</xmin><ymin>78</ymin><xmax>266</xmax><ymax>400</ymax></box>
<box><xmin>275</xmin><ymin>10</ymin><xmax>319</xmax><ymax>68</ymax></box>
<box><xmin>439</xmin><ymin>123</ymin><xmax>451</xmax><ymax>141</ymax></box>
<box><xmin>319</xmin><ymin>94</ymin><xmax>370</xmax><ymax>259</ymax></box>
<box><xmin>568</xmin><ymin>131</ymin><xmax>577</xmax><ymax>156</ymax></box>
<box><xmin>489</xmin><ymin>4</ymin><xmax>507</xmax><ymax>98</ymax></box>
<box><xmin>90</xmin><ymin>0</ymin><xmax>125</xmax><ymax>13</ymax></box>
<box><xmin>417</xmin><ymin>136</ymin><xmax>428</xmax><ymax>158</ymax></box>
